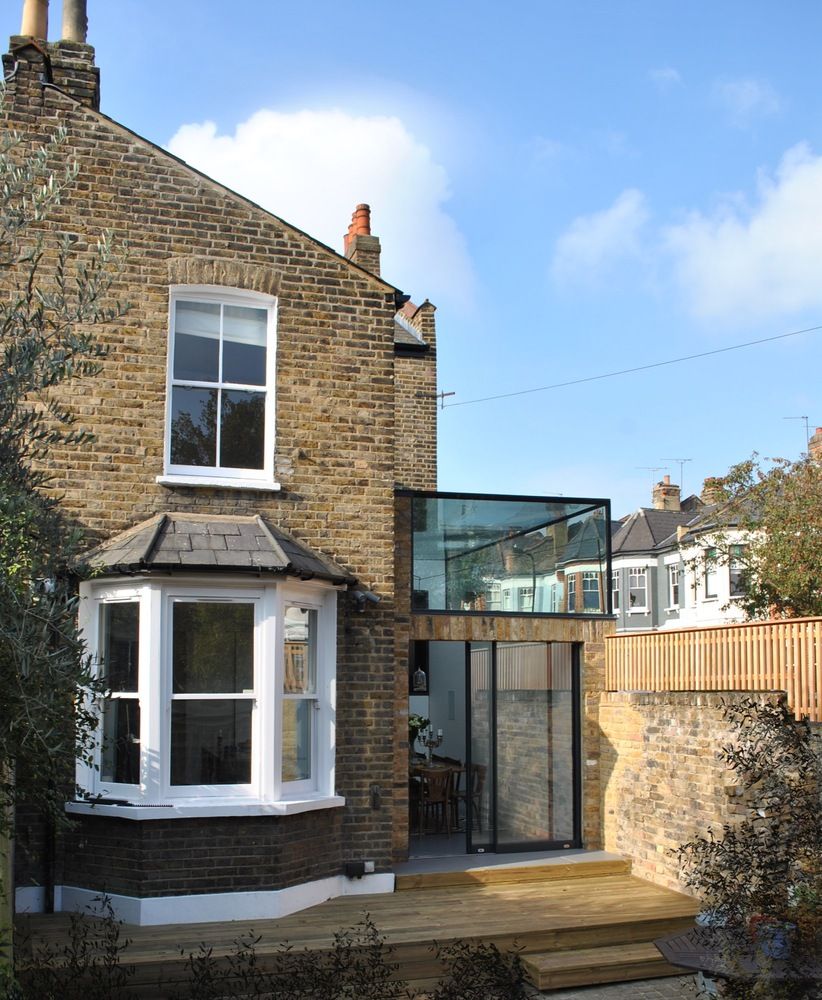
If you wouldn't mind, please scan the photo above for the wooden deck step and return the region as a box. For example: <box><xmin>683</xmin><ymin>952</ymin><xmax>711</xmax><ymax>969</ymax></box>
<box><xmin>522</xmin><ymin>940</ymin><xmax>687</xmax><ymax>991</ymax></box>
<box><xmin>17</xmin><ymin>872</ymin><xmax>698</xmax><ymax>997</ymax></box>
<box><xmin>395</xmin><ymin>856</ymin><xmax>631</xmax><ymax>891</ymax></box>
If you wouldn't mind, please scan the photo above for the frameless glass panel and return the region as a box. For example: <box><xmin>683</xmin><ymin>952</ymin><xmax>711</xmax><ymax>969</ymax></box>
<box><xmin>220</xmin><ymin>390</ymin><xmax>265</xmax><ymax>470</ymax></box>
<box><xmin>170</xmin><ymin>699</ymin><xmax>252</xmax><ymax>785</ymax></box>
<box><xmin>222</xmin><ymin>305</ymin><xmax>267</xmax><ymax>385</ymax></box>
<box><xmin>282</xmin><ymin>700</ymin><xmax>312</xmax><ymax>782</ymax></box>
<box><xmin>100</xmin><ymin>602</ymin><xmax>139</xmax><ymax>691</ymax></box>
<box><xmin>411</xmin><ymin>495</ymin><xmax>609</xmax><ymax>615</ymax></box>
<box><xmin>284</xmin><ymin>607</ymin><xmax>317</xmax><ymax>694</ymax></box>
<box><xmin>101</xmin><ymin>698</ymin><xmax>140</xmax><ymax>784</ymax></box>
<box><xmin>495</xmin><ymin>642</ymin><xmax>575</xmax><ymax>847</ymax></box>
<box><xmin>468</xmin><ymin>642</ymin><xmax>493</xmax><ymax>850</ymax></box>
<box><xmin>172</xmin><ymin>602</ymin><xmax>254</xmax><ymax>693</ymax></box>
<box><xmin>170</xmin><ymin>386</ymin><xmax>217</xmax><ymax>466</ymax></box>
<box><xmin>173</xmin><ymin>301</ymin><xmax>220</xmax><ymax>382</ymax></box>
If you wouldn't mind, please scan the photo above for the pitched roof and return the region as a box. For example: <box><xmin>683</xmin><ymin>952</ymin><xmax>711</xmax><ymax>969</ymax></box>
<box><xmin>611</xmin><ymin>508</ymin><xmax>695</xmax><ymax>555</ymax></box>
<box><xmin>84</xmin><ymin>513</ymin><xmax>355</xmax><ymax>584</ymax></box>
<box><xmin>393</xmin><ymin>310</ymin><xmax>427</xmax><ymax>348</ymax></box>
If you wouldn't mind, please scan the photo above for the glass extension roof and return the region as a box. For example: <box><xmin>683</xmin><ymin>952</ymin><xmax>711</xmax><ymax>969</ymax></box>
<box><xmin>407</xmin><ymin>492</ymin><xmax>611</xmax><ymax>616</ymax></box>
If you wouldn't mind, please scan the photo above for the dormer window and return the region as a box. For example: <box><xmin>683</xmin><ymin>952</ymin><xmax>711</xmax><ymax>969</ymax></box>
<box><xmin>159</xmin><ymin>287</ymin><xmax>278</xmax><ymax>489</ymax></box>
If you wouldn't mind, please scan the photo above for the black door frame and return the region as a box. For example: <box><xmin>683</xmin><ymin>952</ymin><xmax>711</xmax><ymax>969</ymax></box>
<box><xmin>464</xmin><ymin>640</ymin><xmax>582</xmax><ymax>855</ymax></box>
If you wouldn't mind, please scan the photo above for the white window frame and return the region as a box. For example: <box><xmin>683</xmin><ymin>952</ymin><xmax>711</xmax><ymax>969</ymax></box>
<box><xmin>582</xmin><ymin>571</ymin><xmax>600</xmax><ymax>611</ymax></box>
<box><xmin>158</xmin><ymin>286</ymin><xmax>279</xmax><ymax>490</ymax></box>
<box><xmin>74</xmin><ymin>576</ymin><xmax>340</xmax><ymax>818</ymax></box>
<box><xmin>611</xmin><ymin>571</ymin><xmax>620</xmax><ymax>611</ymax></box>
<box><xmin>729</xmin><ymin>544</ymin><xmax>747</xmax><ymax>599</ymax></box>
<box><xmin>567</xmin><ymin>575</ymin><xmax>576</xmax><ymax>612</ymax></box>
<box><xmin>628</xmin><ymin>567</ymin><xmax>648</xmax><ymax>612</ymax></box>
<box><xmin>518</xmin><ymin>585</ymin><xmax>534</xmax><ymax>612</ymax></box>
<box><xmin>668</xmin><ymin>564</ymin><xmax>680</xmax><ymax>609</ymax></box>
<box><xmin>704</xmin><ymin>547</ymin><xmax>718</xmax><ymax>600</ymax></box>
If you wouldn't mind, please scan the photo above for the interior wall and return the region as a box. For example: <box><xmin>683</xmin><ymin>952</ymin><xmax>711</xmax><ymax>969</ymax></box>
<box><xmin>427</xmin><ymin>641</ymin><xmax>466</xmax><ymax>761</ymax></box>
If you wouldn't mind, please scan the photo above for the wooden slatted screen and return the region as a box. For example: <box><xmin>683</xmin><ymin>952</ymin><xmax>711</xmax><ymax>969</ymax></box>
<box><xmin>605</xmin><ymin>617</ymin><xmax>822</xmax><ymax>722</ymax></box>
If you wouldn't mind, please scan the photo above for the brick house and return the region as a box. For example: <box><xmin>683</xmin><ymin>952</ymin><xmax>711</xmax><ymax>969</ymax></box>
<box><xmin>6</xmin><ymin>0</ymin><xmax>614</xmax><ymax>926</ymax></box>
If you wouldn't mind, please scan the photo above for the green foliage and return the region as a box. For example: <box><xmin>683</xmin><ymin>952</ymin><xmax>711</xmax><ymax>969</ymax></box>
<box><xmin>697</xmin><ymin>454</ymin><xmax>822</xmax><ymax>620</ymax></box>
<box><xmin>675</xmin><ymin>698</ymin><xmax>822</xmax><ymax>997</ymax></box>
<box><xmin>0</xmin><ymin>94</ymin><xmax>127</xmax><ymax>840</ymax></box>
<box><xmin>10</xmin><ymin>906</ymin><xmax>535</xmax><ymax>999</ymax></box>
<box><xmin>429</xmin><ymin>938</ymin><xmax>529</xmax><ymax>999</ymax></box>
<box><xmin>14</xmin><ymin>897</ymin><xmax>133</xmax><ymax>1000</ymax></box>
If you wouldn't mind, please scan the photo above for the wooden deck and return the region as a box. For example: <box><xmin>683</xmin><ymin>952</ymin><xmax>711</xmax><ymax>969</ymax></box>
<box><xmin>16</xmin><ymin>861</ymin><xmax>698</xmax><ymax>994</ymax></box>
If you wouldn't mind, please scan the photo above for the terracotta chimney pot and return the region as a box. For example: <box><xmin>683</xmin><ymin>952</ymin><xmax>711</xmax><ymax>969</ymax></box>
<box><xmin>343</xmin><ymin>203</ymin><xmax>381</xmax><ymax>276</ymax></box>
<box><xmin>21</xmin><ymin>0</ymin><xmax>48</xmax><ymax>39</ymax></box>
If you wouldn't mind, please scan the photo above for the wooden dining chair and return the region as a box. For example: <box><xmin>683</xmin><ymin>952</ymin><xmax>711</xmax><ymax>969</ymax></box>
<box><xmin>420</xmin><ymin>767</ymin><xmax>454</xmax><ymax>836</ymax></box>
<box><xmin>455</xmin><ymin>763</ymin><xmax>487</xmax><ymax>832</ymax></box>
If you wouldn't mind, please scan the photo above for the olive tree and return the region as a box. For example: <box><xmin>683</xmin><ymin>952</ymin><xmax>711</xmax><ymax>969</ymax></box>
<box><xmin>0</xmin><ymin>98</ymin><xmax>125</xmax><ymax>977</ymax></box>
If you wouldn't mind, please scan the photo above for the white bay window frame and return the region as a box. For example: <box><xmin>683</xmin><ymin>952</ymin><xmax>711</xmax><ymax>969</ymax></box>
<box><xmin>158</xmin><ymin>286</ymin><xmax>279</xmax><ymax>491</ymax></box>
<box><xmin>73</xmin><ymin>576</ymin><xmax>342</xmax><ymax>818</ymax></box>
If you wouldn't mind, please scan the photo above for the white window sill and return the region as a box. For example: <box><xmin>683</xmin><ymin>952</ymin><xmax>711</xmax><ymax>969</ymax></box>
<box><xmin>66</xmin><ymin>795</ymin><xmax>345</xmax><ymax>821</ymax></box>
<box><xmin>627</xmin><ymin>609</ymin><xmax>649</xmax><ymax>615</ymax></box>
<box><xmin>664</xmin><ymin>606</ymin><xmax>680</xmax><ymax>613</ymax></box>
<box><xmin>156</xmin><ymin>475</ymin><xmax>282</xmax><ymax>492</ymax></box>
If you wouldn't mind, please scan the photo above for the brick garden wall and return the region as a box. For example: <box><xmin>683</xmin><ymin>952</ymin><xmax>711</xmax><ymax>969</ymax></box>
<box><xmin>599</xmin><ymin>691</ymin><xmax>764</xmax><ymax>892</ymax></box>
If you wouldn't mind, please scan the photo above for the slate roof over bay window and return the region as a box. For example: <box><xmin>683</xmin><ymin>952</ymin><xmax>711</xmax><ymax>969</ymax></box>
<box><xmin>85</xmin><ymin>512</ymin><xmax>355</xmax><ymax>584</ymax></box>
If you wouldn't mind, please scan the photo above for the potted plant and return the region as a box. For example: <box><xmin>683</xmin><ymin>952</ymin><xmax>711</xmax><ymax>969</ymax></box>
<box><xmin>747</xmin><ymin>913</ymin><xmax>797</xmax><ymax>959</ymax></box>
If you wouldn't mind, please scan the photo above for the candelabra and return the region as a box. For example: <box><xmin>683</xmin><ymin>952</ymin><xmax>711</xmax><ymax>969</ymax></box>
<box><xmin>421</xmin><ymin>730</ymin><xmax>443</xmax><ymax>763</ymax></box>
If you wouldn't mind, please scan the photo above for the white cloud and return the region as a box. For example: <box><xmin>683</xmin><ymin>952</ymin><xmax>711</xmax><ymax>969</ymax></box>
<box><xmin>167</xmin><ymin>108</ymin><xmax>474</xmax><ymax>311</ymax></box>
<box><xmin>665</xmin><ymin>143</ymin><xmax>822</xmax><ymax>320</ymax></box>
<box><xmin>551</xmin><ymin>189</ymin><xmax>649</xmax><ymax>283</ymax></box>
<box><xmin>649</xmin><ymin>67</ymin><xmax>682</xmax><ymax>90</ymax></box>
<box><xmin>714</xmin><ymin>77</ymin><xmax>780</xmax><ymax>126</ymax></box>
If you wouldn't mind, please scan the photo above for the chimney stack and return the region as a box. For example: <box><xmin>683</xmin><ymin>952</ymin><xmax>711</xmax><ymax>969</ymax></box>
<box><xmin>343</xmin><ymin>204</ymin><xmax>381</xmax><ymax>277</ymax></box>
<box><xmin>61</xmin><ymin>0</ymin><xmax>87</xmax><ymax>43</ymax></box>
<box><xmin>652</xmin><ymin>474</ymin><xmax>681</xmax><ymax>511</ymax></box>
<box><xmin>809</xmin><ymin>426</ymin><xmax>822</xmax><ymax>462</ymax></box>
<box><xmin>20</xmin><ymin>0</ymin><xmax>48</xmax><ymax>39</ymax></box>
<box><xmin>701</xmin><ymin>477</ymin><xmax>724</xmax><ymax>505</ymax></box>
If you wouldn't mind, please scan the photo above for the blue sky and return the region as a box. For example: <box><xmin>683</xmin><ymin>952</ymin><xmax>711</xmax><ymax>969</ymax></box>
<box><xmin>59</xmin><ymin>1</ymin><xmax>822</xmax><ymax>514</ymax></box>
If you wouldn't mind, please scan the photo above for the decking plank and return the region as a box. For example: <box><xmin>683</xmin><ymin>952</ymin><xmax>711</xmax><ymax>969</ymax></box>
<box><xmin>16</xmin><ymin>873</ymin><xmax>699</xmax><ymax>997</ymax></box>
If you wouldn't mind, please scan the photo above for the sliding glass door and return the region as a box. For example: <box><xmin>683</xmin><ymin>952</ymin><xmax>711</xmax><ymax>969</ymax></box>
<box><xmin>467</xmin><ymin>641</ymin><xmax>580</xmax><ymax>853</ymax></box>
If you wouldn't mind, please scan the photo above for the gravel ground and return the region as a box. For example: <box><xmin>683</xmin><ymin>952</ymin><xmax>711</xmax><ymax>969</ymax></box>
<box><xmin>534</xmin><ymin>974</ymin><xmax>699</xmax><ymax>999</ymax></box>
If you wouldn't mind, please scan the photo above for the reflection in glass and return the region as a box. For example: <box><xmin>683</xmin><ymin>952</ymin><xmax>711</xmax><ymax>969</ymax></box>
<box><xmin>101</xmin><ymin>698</ymin><xmax>140</xmax><ymax>784</ymax></box>
<box><xmin>170</xmin><ymin>386</ymin><xmax>217</xmax><ymax>466</ymax></box>
<box><xmin>100</xmin><ymin>603</ymin><xmax>139</xmax><ymax>691</ymax></box>
<box><xmin>100</xmin><ymin>602</ymin><xmax>140</xmax><ymax>785</ymax></box>
<box><xmin>223</xmin><ymin>305</ymin><xmax>267</xmax><ymax>385</ymax></box>
<box><xmin>469</xmin><ymin>642</ymin><xmax>493</xmax><ymax>849</ymax></box>
<box><xmin>282</xmin><ymin>700</ymin><xmax>312</xmax><ymax>782</ymax></box>
<box><xmin>173</xmin><ymin>301</ymin><xmax>220</xmax><ymax>381</ymax></box>
<box><xmin>220</xmin><ymin>390</ymin><xmax>265</xmax><ymax>470</ymax></box>
<box><xmin>410</xmin><ymin>495</ymin><xmax>610</xmax><ymax>616</ymax></box>
<box><xmin>172</xmin><ymin>602</ymin><xmax>254</xmax><ymax>693</ymax></box>
<box><xmin>284</xmin><ymin>607</ymin><xmax>317</xmax><ymax>694</ymax></box>
<box><xmin>170</xmin><ymin>699</ymin><xmax>252</xmax><ymax>785</ymax></box>
<box><xmin>495</xmin><ymin>642</ymin><xmax>574</xmax><ymax>846</ymax></box>
<box><xmin>170</xmin><ymin>298</ymin><xmax>269</xmax><ymax>473</ymax></box>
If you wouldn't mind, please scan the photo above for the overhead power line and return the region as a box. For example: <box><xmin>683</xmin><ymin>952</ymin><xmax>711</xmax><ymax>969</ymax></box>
<box><xmin>443</xmin><ymin>323</ymin><xmax>822</xmax><ymax>409</ymax></box>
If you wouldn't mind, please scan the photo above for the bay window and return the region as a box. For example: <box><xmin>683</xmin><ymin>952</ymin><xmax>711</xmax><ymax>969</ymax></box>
<box><xmin>75</xmin><ymin>578</ymin><xmax>339</xmax><ymax>815</ymax></box>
